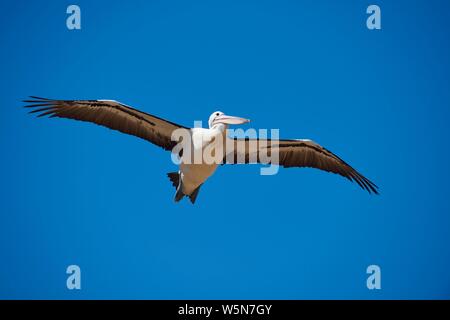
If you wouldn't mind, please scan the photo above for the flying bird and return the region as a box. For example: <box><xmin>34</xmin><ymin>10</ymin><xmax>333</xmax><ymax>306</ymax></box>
<box><xmin>24</xmin><ymin>96</ymin><xmax>378</xmax><ymax>203</ymax></box>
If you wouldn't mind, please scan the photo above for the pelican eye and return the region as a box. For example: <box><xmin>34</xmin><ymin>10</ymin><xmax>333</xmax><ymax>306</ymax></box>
<box><xmin>216</xmin><ymin>113</ymin><xmax>220</xmax><ymax>116</ymax></box>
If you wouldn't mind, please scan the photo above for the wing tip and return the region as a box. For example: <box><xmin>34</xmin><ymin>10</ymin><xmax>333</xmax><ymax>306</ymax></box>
<box><xmin>23</xmin><ymin>96</ymin><xmax>58</xmax><ymax>118</ymax></box>
<box><xmin>356</xmin><ymin>173</ymin><xmax>379</xmax><ymax>195</ymax></box>
<box><xmin>23</xmin><ymin>96</ymin><xmax>53</xmax><ymax>102</ymax></box>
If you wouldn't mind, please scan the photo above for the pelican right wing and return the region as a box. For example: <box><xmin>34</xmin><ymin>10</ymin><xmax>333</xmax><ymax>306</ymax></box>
<box><xmin>224</xmin><ymin>137</ymin><xmax>378</xmax><ymax>194</ymax></box>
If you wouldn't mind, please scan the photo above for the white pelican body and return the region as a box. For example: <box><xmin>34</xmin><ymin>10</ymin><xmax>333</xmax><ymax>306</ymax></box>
<box><xmin>179</xmin><ymin>127</ymin><xmax>222</xmax><ymax>195</ymax></box>
<box><xmin>172</xmin><ymin>112</ymin><xmax>250</xmax><ymax>203</ymax></box>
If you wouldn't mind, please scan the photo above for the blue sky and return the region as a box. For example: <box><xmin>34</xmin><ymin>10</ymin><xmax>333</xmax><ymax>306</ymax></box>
<box><xmin>0</xmin><ymin>0</ymin><xmax>449</xmax><ymax>299</ymax></box>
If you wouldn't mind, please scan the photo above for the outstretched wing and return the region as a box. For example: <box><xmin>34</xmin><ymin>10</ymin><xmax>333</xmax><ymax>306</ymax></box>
<box><xmin>224</xmin><ymin>138</ymin><xmax>378</xmax><ymax>194</ymax></box>
<box><xmin>24</xmin><ymin>96</ymin><xmax>187</xmax><ymax>151</ymax></box>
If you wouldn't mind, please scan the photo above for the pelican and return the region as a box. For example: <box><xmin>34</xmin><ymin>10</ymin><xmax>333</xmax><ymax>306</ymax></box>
<box><xmin>24</xmin><ymin>96</ymin><xmax>378</xmax><ymax>204</ymax></box>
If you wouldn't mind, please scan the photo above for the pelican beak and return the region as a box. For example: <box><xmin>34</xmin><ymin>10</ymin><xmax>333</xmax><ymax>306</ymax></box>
<box><xmin>215</xmin><ymin>114</ymin><xmax>250</xmax><ymax>125</ymax></box>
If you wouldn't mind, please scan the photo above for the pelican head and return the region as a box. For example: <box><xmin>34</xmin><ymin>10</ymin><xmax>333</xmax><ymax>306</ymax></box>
<box><xmin>208</xmin><ymin>111</ymin><xmax>250</xmax><ymax>129</ymax></box>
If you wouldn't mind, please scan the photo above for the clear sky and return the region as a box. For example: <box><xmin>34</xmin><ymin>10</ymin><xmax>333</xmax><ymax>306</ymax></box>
<box><xmin>0</xmin><ymin>0</ymin><xmax>449</xmax><ymax>299</ymax></box>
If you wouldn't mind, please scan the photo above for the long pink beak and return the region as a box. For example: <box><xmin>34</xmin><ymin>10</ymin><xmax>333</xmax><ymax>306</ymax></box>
<box><xmin>215</xmin><ymin>114</ymin><xmax>250</xmax><ymax>125</ymax></box>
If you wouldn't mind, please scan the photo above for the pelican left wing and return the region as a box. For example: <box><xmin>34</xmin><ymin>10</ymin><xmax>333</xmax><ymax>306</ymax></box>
<box><xmin>224</xmin><ymin>137</ymin><xmax>379</xmax><ymax>194</ymax></box>
<box><xmin>24</xmin><ymin>96</ymin><xmax>187</xmax><ymax>151</ymax></box>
